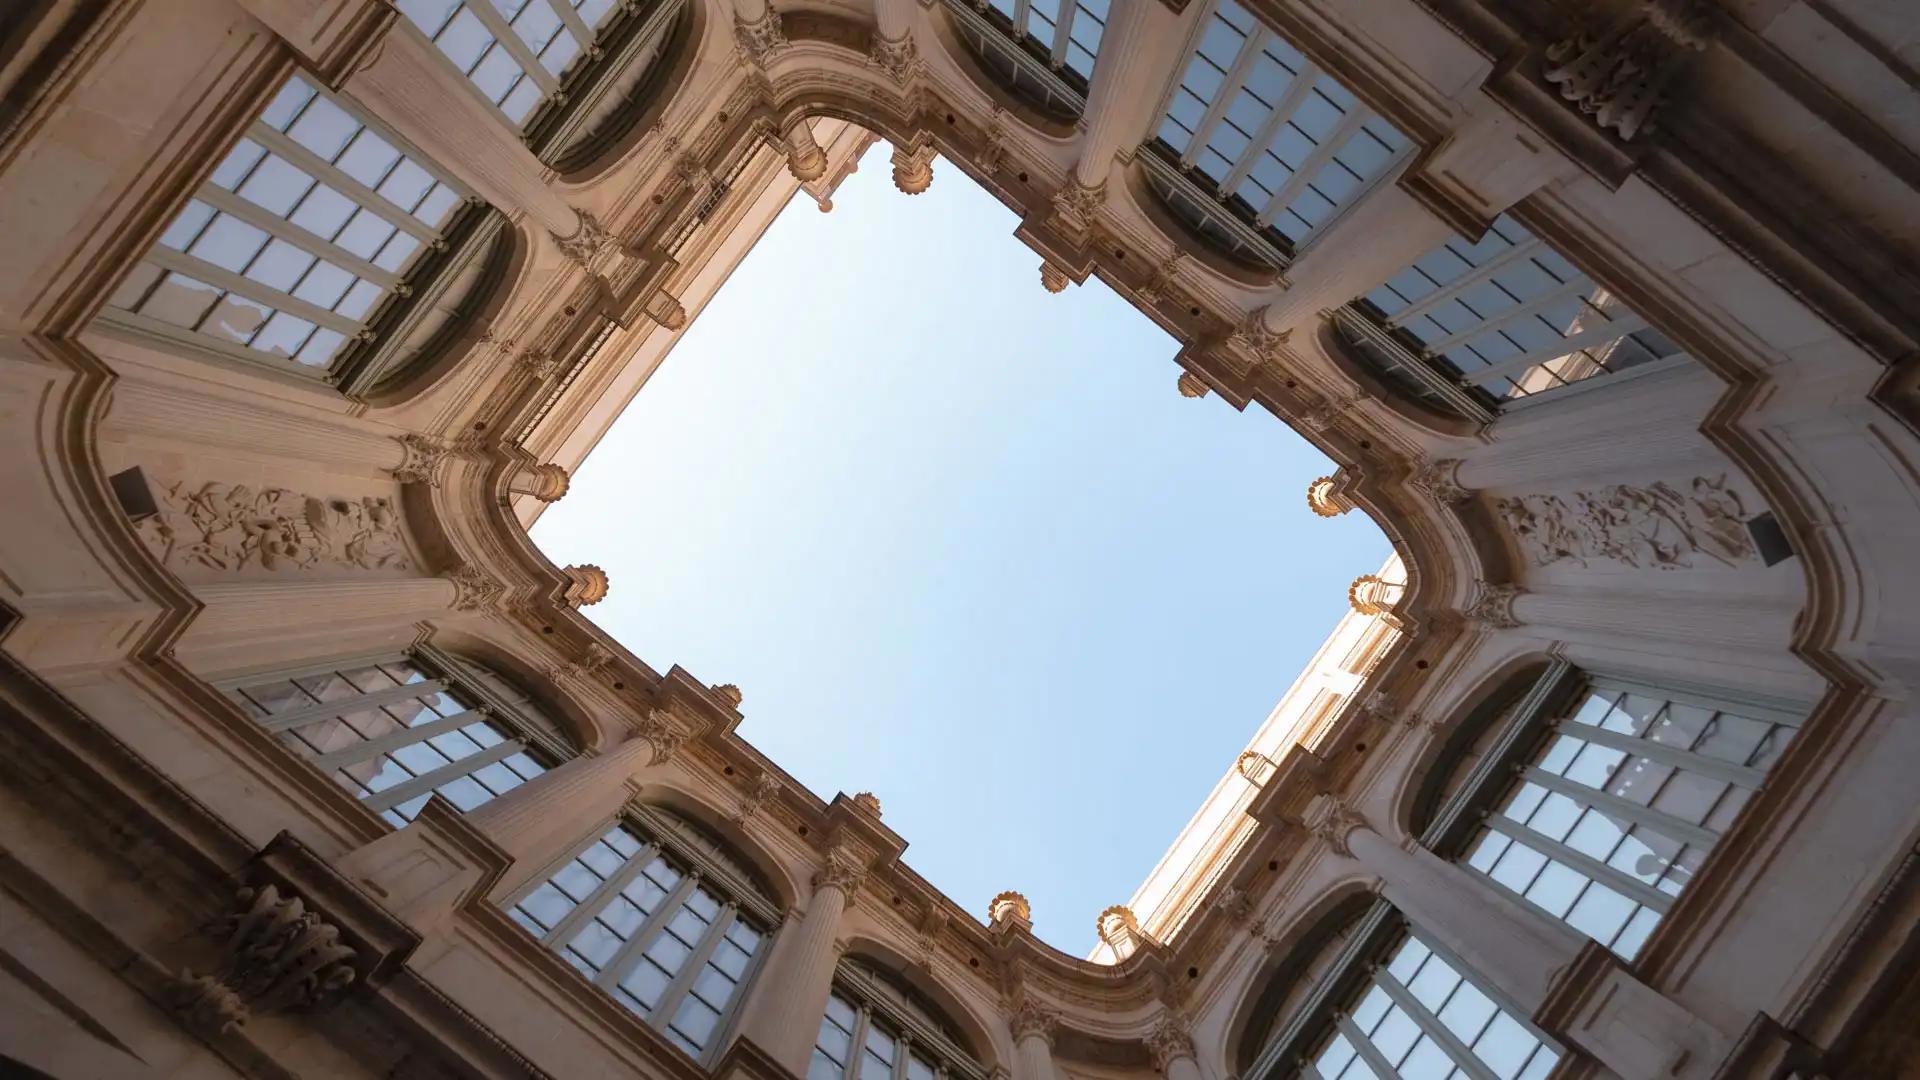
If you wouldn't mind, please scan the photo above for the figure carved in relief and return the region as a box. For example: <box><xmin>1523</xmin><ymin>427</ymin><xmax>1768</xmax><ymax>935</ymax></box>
<box><xmin>1498</xmin><ymin>474</ymin><xmax>1755</xmax><ymax>569</ymax></box>
<box><xmin>139</xmin><ymin>481</ymin><xmax>411</xmax><ymax>573</ymax></box>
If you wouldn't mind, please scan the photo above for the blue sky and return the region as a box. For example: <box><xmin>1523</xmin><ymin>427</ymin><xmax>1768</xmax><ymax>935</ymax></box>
<box><xmin>532</xmin><ymin>142</ymin><xmax>1389</xmax><ymax>956</ymax></box>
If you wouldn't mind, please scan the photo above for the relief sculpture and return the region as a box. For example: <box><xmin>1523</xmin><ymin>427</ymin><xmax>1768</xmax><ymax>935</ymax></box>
<box><xmin>1497</xmin><ymin>474</ymin><xmax>1756</xmax><ymax>569</ymax></box>
<box><xmin>138</xmin><ymin>479</ymin><xmax>412</xmax><ymax>572</ymax></box>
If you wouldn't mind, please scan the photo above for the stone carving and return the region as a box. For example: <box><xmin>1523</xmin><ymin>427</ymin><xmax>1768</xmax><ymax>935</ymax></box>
<box><xmin>447</xmin><ymin>563</ymin><xmax>503</xmax><ymax>612</ymax></box>
<box><xmin>1144</xmin><ymin>1015</ymin><xmax>1196</xmax><ymax>1070</ymax></box>
<box><xmin>988</xmin><ymin>889</ymin><xmax>1031</xmax><ymax>925</ymax></box>
<box><xmin>818</xmin><ymin>845</ymin><xmax>869</xmax><ymax>894</ymax></box>
<box><xmin>553</xmin><ymin>209</ymin><xmax>613</xmax><ymax>267</ymax></box>
<box><xmin>852</xmin><ymin>791</ymin><xmax>883</xmax><ymax>817</ymax></box>
<box><xmin>1228</xmin><ymin>308</ymin><xmax>1289</xmax><ymax>371</ymax></box>
<box><xmin>1299</xmin><ymin>389</ymin><xmax>1365</xmax><ymax>434</ymax></box>
<box><xmin>390</xmin><ymin>433</ymin><xmax>451</xmax><ymax>487</ymax></box>
<box><xmin>1212</xmin><ymin>884</ymin><xmax>1256</xmax><ymax>926</ymax></box>
<box><xmin>1305</xmin><ymin>795</ymin><xmax>1366</xmax><ymax>858</ymax></box>
<box><xmin>139</xmin><ymin>480</ymin><xmax>411</xmax><ymax>573</ymax></box>
<box><xmin>891</xmin><ymin>140</ymin><xmax>936</xmax><ymax>195</ymax></box>
<box><xmin>1347</xmin><ymin>574</ymin><xmax>1402</xmax><ymax>616</ymax></box>
<box><xmin>634</xmin><ymin>708</ymin><xmax>687</xmax><ymax>763</ymax></box>
<box><xmin>713</xmin><ymin>683</ymin><xmax>743</xmax><ymax>707</ymax></box>
<box><xmin>1010</xmin><ymin>997</ymin><xmax>1059</xmax><ymax>1043</ymax></box>
<box><xmin>784</xmin><ymin>124</ymin><xmax>828</xmax><ymax>183</ymax></box>
<box><xmin>1176</xmin><ymin>371</ymin><xmax>1209</xmax><ymax>399</ymax></box>
<box><xmin>914</xmin><ymin>905</ymin><xmax>950</xmax><ymax>970</ymax></box>
<box><xmin>1410</xmin><ymin>457</ymin><xmax>1470</xmax><ymax>506</ymax></box>
<box><xmin>1307</xmin><ymin>474</ymin><xmax>1350</xmax><ymax>517</ymax></box>
<box><xmin>548</xmin><ymin>641</ymin><xmax>614</xmax><ymax>684</ymax></box>
<box><xmin>1236</xmin><ymin>750</ymin><xmax>1277</xmax><ymax>786</ymax></box>
<box><xmin>974</xmin><ymin>110</ymin><xmax>1011</xmax><ymax>177</ymax></box>
<box><xmin>731</xmin><ymin>770</ymin><xmax>783</xmax><ymax>825</ymax></box>
<box><xmin>1464</xmin><ymin>580</ymin><xmax>1524</xmax><ymax>629</ymax></box>
<box><xmin>1542</xmin><ymin>0</ymin><xmax>1714</xmax><ymax>142</ymax></box>
<box><xmin>869</xmin><ymin>33</ymin><xmax>919</xmax><ymax>82</ymax></box>
<box><xmin>734</xmin><ymin>9</ymin><xmax>786</xmax><ymax>66</ymax></box>
<box><xmin>168</xmin><ymin>884</ymin><xmax>357</xmax><ymax>1036</ymax></box>
<box><xmin>1135</xmin><ymin>253</ymin><xmax>1188</xmax><ymax>307</ymax></box>
<box><xmin>1040</xmin><ymin>261</ymin><xmax>1070</xmax><ymax>294</ymax></box>
<box><xmin>561</xmin><ymin>564</ymin><xmax>609</xmax><ymax>606</ymax></box>
<box><xmin>1096</xmin><ymin>904</ymin><xmax>1142</xmax><ymax>956</ymax></box>
<box><xmin>1498</xmin><ymin>475</ymin><xmax>1756</xmax><ymax>569</ymax></box>
<box><xmin>1049</xmin><ymin>179</ymin><xmax>1105</xmax><ymax>238</ymax></box>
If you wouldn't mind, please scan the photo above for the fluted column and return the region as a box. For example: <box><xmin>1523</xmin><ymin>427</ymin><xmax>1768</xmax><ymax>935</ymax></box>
<box><xmin>1011</xmin><ymin>1001</ymin><xmax>1059</xmax><ymax>1080</ymax></box>
<box><xmin>347</xmin><ymin>20</ymin><xmax>577</xmax><ymax>238</ymax></box>
<box><xmin>473</xmin><ymin>716</ymin><xmax>681</xmax><ymax>896</ymax></box>
<box><xmin>105</xmin><ymin>380</ymin><xmax>406</xmax><ymax>471</ymax></box>
<box><xmin>872</xmin><ymin>0</ymin><xmax>914</xmax><ymax>52</ymax></box>
<box><xmin>741</xmin><ymin>848</ymin><xmax>866</xmax><ymax>1071</ymax></box>
<box><xmin>1145</xmin><ymin>1016</ymin><xmax>1200</xmax><ymax>1080</ymax></box>
<box><xmin>1254</xmin><ymin>182</ymin><xmax>1451</xmax><ymax>336</ymax></box>
<box><xmin>1070</xmin><ymin>0</ymin><xmax>1191</xmax><ymax>190</ymax></box>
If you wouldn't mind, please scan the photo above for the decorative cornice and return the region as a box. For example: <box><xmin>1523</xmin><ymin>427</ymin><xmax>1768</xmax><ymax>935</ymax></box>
<box><xmin>1542</xmin><ymin>0</ymin><xmax>1715</xmax><ymax>142</ymax></box>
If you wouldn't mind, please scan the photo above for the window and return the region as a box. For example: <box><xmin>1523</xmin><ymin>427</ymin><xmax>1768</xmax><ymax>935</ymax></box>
<box><xmin>980</xmin><ymin>0</ymin><xmax>1108</xmax><ymax>84</ymax></box>
<box><xmin>1355</xmin><ymin>214</ymin><xmax>1687</xmax><ymax>408</ymax></box>
<box><xmin>943</xmin><ymin>0</ymin><xmax>1088</xmax><ymax>121</ymax></box>
<box><xmin>505</xmin><ymin>807</ymin><xmax>775</xmax><ymax>1061</ymax></box>
<box><xmin>1147</xmin><ymin>0</ymin><xmax>1410</xmax><ymax>262</ymax></box>
<box><xmin>397</xmin><ymin>0</ymin><xmax>626</xmax><ymax>129</ymax></box>
<box><xmin>106</xmin><ymin>76</ymin><xmax>472</xmax><ymax>379</ymax></box>
<box><xmin>1454</xmin><ymin>673</ymin><xmax>1801</xmax><ymax>961</ymax></box>
<box><xmin>809</xmin><ymin>961</ymin><xmax>987</xmax><ymax>1080</ymax></box>
<box><xmin>225</xmin><ymin>650</ymin><xmax>559</xmax><ymax>827</ymax></box>
<box><xmin>1250</xmin><ymin>903</ymin><xmax>1560</xmax><ymax>1080</ymax></box>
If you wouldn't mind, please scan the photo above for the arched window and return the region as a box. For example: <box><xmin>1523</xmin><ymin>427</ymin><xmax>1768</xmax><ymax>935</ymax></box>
<box><xmin>396</xmin><ymin>0</ymin><xmax>686</xmax><ymax>144</ymax></box>
<box><xmin>1250</xmin><ymin>902</ymin><xmax>1560</xmax><ymax>1080</ymax></box>
<box><xmin>103</xmin><ymin>74</ymin><xmax>489</xmax><ymax>388</ymax></box>
<box><xmin>222</xmin><ymin>648</ymin><xmax>564</xmax><ymax>827</ymax></box>
<box><xmin>1144</xmin><ymin>0</ymin><xmax>1411</xmax><ymax>266</ymax></box>
<box><xmin>1428</xmin><ymin>663</ymin><xmax>1803</xmax><ymax>961</ymax></box>
<box><xmin>944</xmin><ymin>0</ymin><xmax>1089</xmax><ymax>122</ymax></box>
<box><xmin>810</xmin><ymin>959</ymin><xmax>988</xmax><ymax>1080</ymax></box>
<box><xmin>1344</xmin><ymin>214</ymin><xmax>1689</xmax><ymax>415</ymax></box>
<box><xmin>504</xmin><ymin>805</ymin><xmax>777</xmax><ymax>1062</ymax></box>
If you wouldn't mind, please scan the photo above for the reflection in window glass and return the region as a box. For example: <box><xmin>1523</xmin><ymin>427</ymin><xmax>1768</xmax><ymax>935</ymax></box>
<box><xmin>1360</xmin><ymin>215</ymin><xmax>1688</xmax><ymax>405</ymax></box>
<box><xmin>506</xmin><ymin>816</ymin><xmax>767</xmax><ymax>1062</ymax></box>
<box><xmin>976</xmin><ymin>0</ymin><xmax>1108</xmax><ymax>87</ymax></box>
<box><xmin>228</xmin><ymin>653</ymin><xmax>550</xmax><ymax>827</ymax></box>
<box><xmin>397</xmin><ymin>0</ymin><xmax>624</xmax><ymax>127</ymax></box>
<box><xmin>1460</xmin><ymin>682</ymin><xmax>1798</xmax><ymax>960</ymax></box>
<box><xmin>809</xmin><ymin>969</ymin><xmax>986</xmax><ymax>1080</ymax></box>
<box><xmin>107</xmin><ymin>77</ymin><xmax>469</xmax><ymax>375</ymax></box>
<box><xmin>1149</xmin><ymin>0</ymin><xmax>1409</xmax><ymax>258</ymax></box>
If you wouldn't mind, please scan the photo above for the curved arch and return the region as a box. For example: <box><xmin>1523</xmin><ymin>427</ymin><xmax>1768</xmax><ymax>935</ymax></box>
<box><xmin>840</xmin><ymin>935</ymin><xmax>1001</xmax><ymax>1070</ymax></box>
<box><xmin>358</xmin><ymin>213</ymin><xmax>525</xmax><ymax>408</ymax></box>
<box><xmin>1305</xmin><ymin>317</ymin><xmax>1481</xmax><ymax>439</ymax></box>
<box><xmin>545</xmin><ymin>0</ymin><xmax>704</xmax><ymax>182</ymax></box>
<box><xmin>632</xmin><ymin>778</ymin><xmax>802</xmax><ymax>911</ymax></box>
<box><xmin>1396</xmin><ymin>654</ymin><xmax>1554</xmax><ymax>842</ymax></box>
<box><xmin>419</xmin><ymin>626</ymin><xmax>606</xmax><ymax>754</ymax></box>
<box><xmin>1224</xmin><ymin>879</ymin><xmax>1376</xmax><ymax>1075</ymax></box>
<box><xmin>924</xmin><ymin>4</ymin><xmax>1081</xmax><ymax>139</ymax></box>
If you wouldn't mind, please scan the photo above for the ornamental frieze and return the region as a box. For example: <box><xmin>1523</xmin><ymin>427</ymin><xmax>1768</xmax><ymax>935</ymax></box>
<box><xmin>1496</xmin><ymin>474</ymin><xmax>1756</xmax><ymax>569</ymax></box>
<box><xmin>136</xmin><ymin>478</ymin><xmax>411</xmax><ymax>573</ymax></box>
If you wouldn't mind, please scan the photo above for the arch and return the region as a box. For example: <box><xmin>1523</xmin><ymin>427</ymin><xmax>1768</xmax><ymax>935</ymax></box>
<box><xmin>1306</xmin><ymin>316</ymin><xmax>1483</xmax><ymax>438</ymax></box>
<box><xmin>540</xmin><ymin>0</ymin><xmax>703</xmax><ymax>181</ymax></box>
<box><xmin>422</xmin><ymin>626</ymin><xmax>606</xmax><ymax>754</ymax></box>
<box><xmin>924</xmin><ymin>4</ymin><xmax>1082</xmax><ymax>139</ymax></box>
<box><xmin>1396</xmin><ymin>654</ymin><xmax>1555</xmax><ymax>842</ymax></box>
<box><xmin>633</xmin><ymin>778</ymin><xmax>802</xmax><ymax>912</ymax></box>
<box><xmin>840</xmin><ymin>935</ymin><xmax>1000</xmax><ymax>1070</ymax></box>
<box><xmin>1123</xmin><ymin>156</ymin><xmax>1286</xmax><ymax>287</ymax></box>
<box><xmin>1224</xmin><ymin>881</ymin><xmax>1376</xmax><ymax>1075</ymax></box>
<box><xmin>357</xmin><ymin>212</ymin><xmax>524</xmax><ymax>408</ymax></box>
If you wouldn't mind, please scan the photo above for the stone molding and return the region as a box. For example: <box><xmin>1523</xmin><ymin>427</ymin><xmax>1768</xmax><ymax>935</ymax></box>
<box><xmin>1541</xmin><ymin>0</ymin><xmax>1715</xmax><ymax>142</ymax></box>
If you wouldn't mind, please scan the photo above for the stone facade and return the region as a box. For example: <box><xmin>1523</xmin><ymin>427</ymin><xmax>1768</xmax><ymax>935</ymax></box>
<box><xmin>0</xmin><ymin>0</ymin><xmax>1917</xmax><ymax>1078</ymax></box>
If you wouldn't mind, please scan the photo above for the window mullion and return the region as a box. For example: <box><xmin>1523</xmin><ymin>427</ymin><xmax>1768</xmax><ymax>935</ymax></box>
<box><xmin>544</xmin><ymin>0</ymin><xmax>597</xmax><ymax>49</ymax></box>
<box><xmin>1011</xmin><ymin>0</ymin><xmax>1032</xmax><ymax>39</ymax></box>
<box><xmin>655</xmin><ymin>902</ymin><xmax>737</xmax><ymax>1036</ymax></box>
<box><xmin>541</xmin><ymin>841</ymin><xmax>661</xmax><ymax>946</ymax></box>
<box><xmin>1253</xmin><ymin>102</ymin><xmax>1368</xmax><ymax>229</ymax></box>
<box><xmin>1420</xmin><ymin>274</ymin><xmax>1596</xmax><ymax>353</ymax></box>
<box><xmin>255</xmin><ymin>679</ymin><xmax>450</xmax><ymax>732</ymax></box>
<box><xmin>463</xmin><ymin>0</ymin><xmax>561</xmax><ymax>95</ymax></box>
<box><xmin>1388</xmin><ymin>237</ymin><xmax>1547</xmax><ymax>325</ymax></box>
<box><xmin>1522</xmin><ymin>765</ymin><xmax>1720</xmax><ymax>848</ymax></box>
<box><xmin>1458</xmin><ymin>315</ymin><xmax>1649</xmax><ymax>386</ymax></box>
<box><xmin>846</xmin><ymin>1008</ymin><xmax>874</xmax><ymax>1080</ymax></box>
<box><xmin>1181</xmin><ymin>28</ymin><xmax>1266</xmax><ymax>169</ymax></box>
<box><xmin>1562</xmin><ymin>722</ymin><xmax>1768</xmax><ymax>790</ymax></box>
<box><xmin>1216</xmin><ymin>60</ymin><xmax>1316</xmax><ymax>197</ymax></box>
<box><xmin>893</xmin><ymin>1034</ymin><xmax>912</xmax><ymax>1080</ymax></box>
<box><xmin>146</xmin><ymin>246</ymin><xmax>366</xmax><ymax>336</ymax></box>
<box><xmin>597</xmin><ymin>870</ymin><xmax>703</xmax><ymax>992</ymax></box>
<box><xmin>1370</xmin><ymin>967</ymin><xmax>1501</xmax><ymax>1080</ymax></box>
<box><xmin>1049</xmin><ymin>1</ymin><xmax>1076</xmax><ymax>67</ymax></box>
<box><xmin>1480</xmin><ymin>814</ymin><xmax>1675</xmax><ymax>914</ymax></box>
<box><xmin>363</xmin><ymin>737</ymin><xmax>524</xmax><ymax>812</ymax></box>
<box><xmin>195</xmin><ymin>184</ymin><xmax>401</xmax><ymax>288</ymax></box>
<box><xmin>247</xmin><ymin>122</ymin><xmax>440</xmax><ymax>241</ymax></box>
<box><xmin>309</xmin><ymin>708</ymin><xmax>487</xmax><ymax>771</ymax></box>
<box><xmin>1333</xmin><ymin>1012</ymin><xmax>1401</xmax><ymax>1079</ymax></box>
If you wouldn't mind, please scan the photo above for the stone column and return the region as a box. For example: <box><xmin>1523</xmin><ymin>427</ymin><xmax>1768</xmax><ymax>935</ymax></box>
<box><xmin>733</xmin><ymin>0</ymin><xmax>784</xmax><ymax>62</ymax></box>
<box><xmin>472</xmin><ymin>715</ymin><xmax>681</xmax><ymax>897</ymax></box>
<box><xmin>1145</xmin><ymin>1016</ymin><xmax>1200</xmax><ymax>1080</ymax></box>
<box><xmin>346</xmin><ymin>21</ymin><xmax>579</xmax><ymax>239</ymax></box>
<box><xmin>741</xmin><ymin>847</ymin><xmax>866</xmax><ymax>1072</ymax></box>
<box><xmin>1069</xmin><ymin>0</ymin><xmax>1191</xmax><ymax>191</ymax></box>
<box><xmin>871</xmin><ymin>0</ymin><xmax>915</xmax><ymax>75</ymax></box>
<box><xmin>1011</xmin><ymin>1001</ymin><xmax>1059</xmax><ymax>1080</ymax></box>
<box><xmin>1252</xmin><ymin>182</ymin><xmax>1452</xmax><ymax>337</ymax></box>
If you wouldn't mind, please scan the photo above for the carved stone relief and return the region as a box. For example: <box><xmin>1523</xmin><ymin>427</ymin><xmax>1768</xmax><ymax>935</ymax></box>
<box><xmin>137</xmin><ymin>479</ymin><xmax>411</xmax><ymax>573</ymax></box>
<box><xmin>1497</xmin><ymin>474</ymin><xmax>1757</xmax><ymax>569</ymax></box>
<box><xmin>167</xmin><ymin>883</ymin><xmax>358</xmax><ymax>1037</ymax></box>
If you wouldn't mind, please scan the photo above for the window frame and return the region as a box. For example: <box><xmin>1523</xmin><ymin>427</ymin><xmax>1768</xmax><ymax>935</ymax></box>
<box><xmin>1426</xmin><ymin>661</ymin><xmax>1807</xmax><ymax>963</ymax></box>
<box><xmin>502</xmin><ymin>803</ymin><xmax>780</xmax><ymax>1064</ymax></box>
<box><xmin>809</xmin><ymin>960</ymin><xmax>990</xmax><ymax>1080</ymax></box>
<box><xmin>941</xmin><ymin>0</ymin><xmax>1089</xmax><ymax>121</ymax></box>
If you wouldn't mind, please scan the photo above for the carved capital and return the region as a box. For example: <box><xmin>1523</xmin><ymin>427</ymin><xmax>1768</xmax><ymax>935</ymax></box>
<box><xmin>1304</xmin><ymin>794</ymin><xmax>1368</xmax><ymax>858</ymax></box>
<box><xmin>1010</xmin><ymin>997</ymin><xmax>1059</xmax><ymax>1045</ymax></box>
<box><xmin>447</xmin><ymin>563</ymin><xmax>504</xmax><ymax>613</ymax></box>
<box><xmin>869</xmin><ymin>32</ymin><xmax>920</xmax><ymax>82</ymax></box>
<box><xmin>1410</xmin><ymin>457</ymin><xmax>1470</xmax><ymax>506</ymax></box>
<box><xmin>1542</xmin><ymin>0</ymin><xmax>1715</xmax><ymax>142</ymax></box>
<box><xmin>1049</xmin><ymin>179</ymin><xmax>1105</xmax><ymax>238</ymax></box>
<box><xmin>734</xmin><ymin>9</ymin><xmax>787</xmax><ymax>65</ymax></box>
<box><xmin>391</xmin><ymin>434</ymin><xmax>450</xmax><ymax>487</ymax></box>
<box><xmin>1464</xmin><ymin>580</ymin><xmax>1525</xmax><ymax>629</ymax></box>
<box><xmin>553</xmin><ymin>208</ymin><xmax>613</xmax><ymax>268</ymax></box>
<box><xmin>167</xmin><ymin>884</ymin><xmax>358</xmax><ymax>1037</ymax></box>
<box><xmin>817</xmin><ymin>845</ymin><xmax>869</xmax><ymax>894</ymax></box>
<box><xmin>634</xmin><ymin>708</ymin><xmax>688</xmax><ymax>764</ymax></box>
<box><xmin>1144</xmin><ymin>1015</ymin><xmax>1196</xmax><ymax>1071</ymax></box>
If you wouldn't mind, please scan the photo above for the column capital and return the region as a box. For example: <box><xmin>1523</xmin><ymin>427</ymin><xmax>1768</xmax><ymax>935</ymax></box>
<box><xmin>816</xmin><ymin>843</ymin><xmax>870</xmax><ymax>894</ymax></box>
<box><xmin>447</xmin><ymin>563</ymin><xmax>505</xmax><ymax>613</ymax></box>
<box><xmin>734</xmin><ymin>9</ymin><xmax>787</xmax><ymax>65</ymax></box>
<box><xmin>634</xmin><ymin>708</ymin><xmax>690</xmax><ymax>764</ymax></box>
<box><xmin>1048</xmin><ymin>179</ymin><xmax>1106</xmax><ymax>241</ymax></box>
<box><xmin>1465</xmin><ymin>580</ymin><xmax>1525</xmax><ymax>629</ymax></box>
<box><xmin>1010</xmin><ymin>996</ymin><xmax>1059</xmax><ymax>1045</ymax></box>
<box><xmin>1410</xmin><ymin>457</ymin><xmax>1470</xmax><ymax>506</ymax></box>
<box><xmin>1143</xmin><ymin>1015</ymin><xmax>1196</xmax><ymax>1071</ymax></box>
<box><xmin>1303</xmin><ymin>793</ymin><xmax>1369</xmax><ymax>858</ymax></box>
